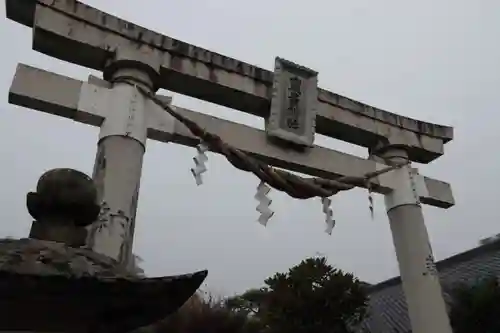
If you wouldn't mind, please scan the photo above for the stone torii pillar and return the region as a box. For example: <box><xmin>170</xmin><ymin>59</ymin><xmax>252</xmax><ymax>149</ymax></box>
<box><xmin>375</xmin><ymin>146</ymin><xmax>453</xmax><ymax>333</ymax></box>
<box><xmin>86</xmin><ymin>48</ymin><xmax>163</xmax><ymax>268</ymax></box>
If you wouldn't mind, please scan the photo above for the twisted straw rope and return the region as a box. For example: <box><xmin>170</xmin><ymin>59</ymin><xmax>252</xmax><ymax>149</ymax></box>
<box><xmin>114</xmin><ymin>78</ymin><xmax>407</xmax><ymax>199</ymax></box>
<box><xmin>40</xmin><ymin>0</ymin><xmax>406</xmax><ymax>200</ymax></box>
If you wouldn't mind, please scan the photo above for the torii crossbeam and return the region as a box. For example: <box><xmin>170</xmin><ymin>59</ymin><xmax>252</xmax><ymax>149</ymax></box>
<box><xmin>5</xmin><ymin>1</ymin><xmax>455</xmax><ymax>333</ymax></box>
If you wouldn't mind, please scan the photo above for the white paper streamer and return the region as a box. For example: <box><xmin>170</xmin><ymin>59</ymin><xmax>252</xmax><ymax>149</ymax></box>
<box><xmin>321</xmin><ymin>197</ymin><xmax>335</xmax><ymax>235</ymax></box>
<box><xmin>255</xmin><ymin>181</ymin><xmax>274</xmax><ymax>226</ymax></box>
<box><xmin>190</xmin><ymin>143</ymin><xmax>209</xmax><ymax>186</ymax></box>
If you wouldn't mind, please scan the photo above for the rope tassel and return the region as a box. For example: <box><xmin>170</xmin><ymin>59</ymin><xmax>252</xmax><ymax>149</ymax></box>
<box><xmin>321</xmin><ymin>197</ymin><xmax>335</xmax><ymax>235</ymax></box>
<box><xmin>191</xmin><ymin>143</ymin><xmax>209</xmax><ymax>186</ymax></box>
<box><xmin>255</xmin><ymin>181</ymin><xmax>274</xmax><ymax>226</ymax></box>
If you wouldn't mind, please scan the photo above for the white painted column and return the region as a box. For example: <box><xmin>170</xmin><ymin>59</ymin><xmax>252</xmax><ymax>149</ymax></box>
<box><xmin>379</xmin><ymin>148</ymin><xmax>453</xmax><ymax>333</ymax></box>
<box><xmin>85</xmin><ymin>66</ymin><xmax>152</xmax><ymax>268</ymax></box>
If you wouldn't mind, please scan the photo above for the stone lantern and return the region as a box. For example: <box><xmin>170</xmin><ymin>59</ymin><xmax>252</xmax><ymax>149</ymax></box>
<box><xmin>0</xmin><ymin>168</ymin><xmax>207</xmax><ymax>333</ymax></box>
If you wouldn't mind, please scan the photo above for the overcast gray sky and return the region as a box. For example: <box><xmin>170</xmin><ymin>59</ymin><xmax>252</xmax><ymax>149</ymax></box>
<box><xmin>1</xmin><ymin>0</ymin><xmax>499</xmax><ymax>296</ymax></box>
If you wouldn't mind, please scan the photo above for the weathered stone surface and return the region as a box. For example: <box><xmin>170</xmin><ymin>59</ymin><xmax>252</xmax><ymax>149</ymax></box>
<box><xmin>26</xmin><ymin>168</ymin><xmax>101</xmax><ymax>247</ymax></box>
<box><xmin>0</xmin><ymin>238</ymin><xmax>126</xmax><ymax>277</ymax></box>
<box><xmin>27</xmin><ymin>168</ymin><xmax>100</xmax><ymax>227</ymax></box>
<box><xmin>0</xmin><ymin>238</ymin><xmax>207</xmax><ymax>333</ymax></box>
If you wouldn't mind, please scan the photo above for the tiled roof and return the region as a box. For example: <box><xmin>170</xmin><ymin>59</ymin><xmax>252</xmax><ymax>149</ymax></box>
<box><xmin>358</xmin><ymin>239</ymin><xmax>500</xmax><ymax>333</ymax></box>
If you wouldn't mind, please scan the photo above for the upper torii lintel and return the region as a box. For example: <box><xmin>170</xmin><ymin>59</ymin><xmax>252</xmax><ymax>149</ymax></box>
<box><xmin>5</xmin><ymin>0</ymin><xmax>453</xmax><ymax>163</ymax></box>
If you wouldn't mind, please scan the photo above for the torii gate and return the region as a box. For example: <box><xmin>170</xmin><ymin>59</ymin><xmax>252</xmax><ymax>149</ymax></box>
<box><xmin>5</xmin><ymin>1</ymin><xmax>455</xmax><ymax>332</ymax></box>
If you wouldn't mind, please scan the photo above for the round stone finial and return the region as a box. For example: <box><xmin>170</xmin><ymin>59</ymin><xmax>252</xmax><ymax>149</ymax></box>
<box><xmin>27</xmin><ymin>168</ymin><xmax>100</xmax><ymax>227</ymax></box>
